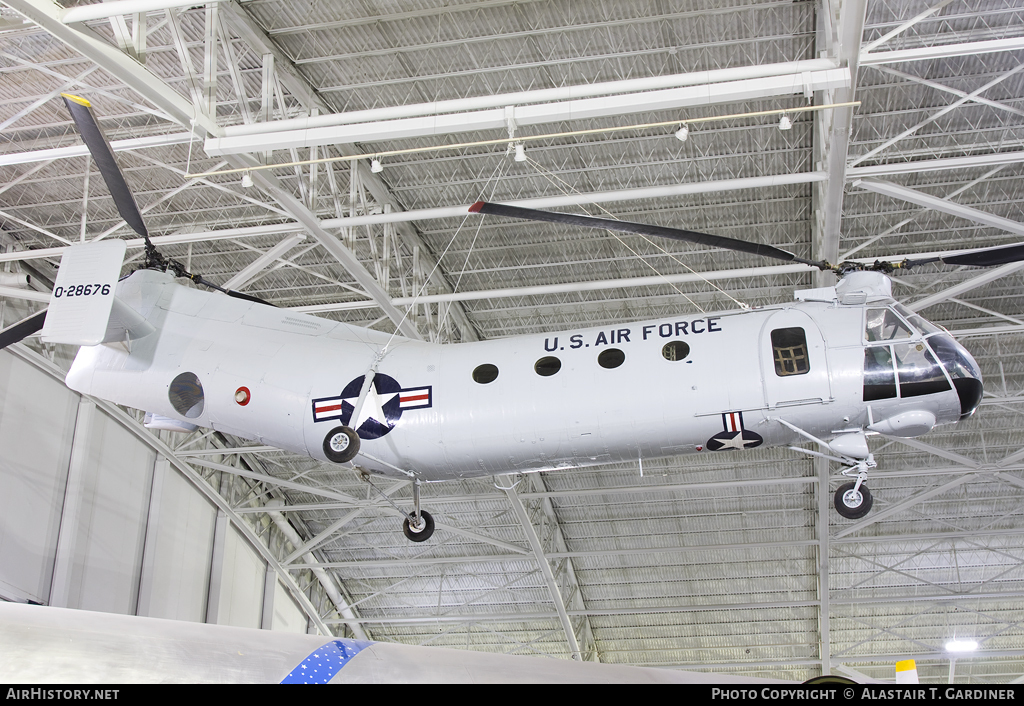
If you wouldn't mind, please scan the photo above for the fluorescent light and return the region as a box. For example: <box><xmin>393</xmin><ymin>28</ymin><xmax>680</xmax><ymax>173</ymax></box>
<box><xmin>945</xmin><ymin>640</ymin><xmax>978</xmax><ymax>652</ymax></box>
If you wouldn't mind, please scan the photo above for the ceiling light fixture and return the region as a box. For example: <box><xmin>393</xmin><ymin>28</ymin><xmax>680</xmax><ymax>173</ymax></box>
<box><xmin>945</xmin><ymin>640</ymin><xmax>978</xmax><ymax>653</ymax></box>
<box><xmin>514</xmin><ymin>143</ymin><xmax>526</xmax><ymax>162</ymax></box>
<box><xmin>370</xmin><ymin>158</ymin><xmax>383</xmax><ymax>173</ymax></box>
<box><xmin>240</xmin><ymin>172</ymin><xmax>253</xmax><ymax>188</ymax></box>
<box><xmin>778</xmin><ymin>115</ymin><xmax>792</xmax><ymax>131</ymax></box>
<box><xmin>674</xmin><ymin>125</ymin><xmax>689</xmax><ymax>142</ymax></box>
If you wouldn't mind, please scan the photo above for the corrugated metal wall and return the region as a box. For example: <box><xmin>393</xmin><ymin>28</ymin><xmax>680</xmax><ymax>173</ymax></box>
<box><xmin>0</xmin><ymin>346</ymin><xmax>306</xmax><ymax>632</ymax></box>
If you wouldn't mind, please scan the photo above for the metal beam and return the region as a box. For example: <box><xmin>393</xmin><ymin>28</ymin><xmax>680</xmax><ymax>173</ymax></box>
<box><xmin>6</xmin><ymin>0</ymin><xmax>423</xmax><ymax>339</ymax></box>
<box><xmin>221</xmin><ymin>233</ymin><xmax>305</xmax><ymax>291</ymax></box>
<box><xmin>854</xmin><ymin>178</ymin><xmax>1024</xmax><ymax>238</ymax></box>
<box><xmin>204</xmin><ymin>69</ymin><xmax>850</xmax><ymax>155</ymax></box>
<box><xmin>833</xmin><ymin>474</ymin><xmax>974</xmax><ymax>539</ymax></box>
<box><xmin>860</xmin><ymin>0</ymin><xmax>955</xmax><ymax>53</ymax></box>
<box><xmin>813</xmin><ymin>0</ymin><xmax>866</xmax><ymax>287</ymax></box>
<box><xmin>5</xmin><ymin>0</ymin><xmax>219</xmax><ymax>136</ymax></box>
<box><xmin>0</xmin><ymin>132</ymin><xmax>197</xmax><ymax>167</ymax></box>
<box><xmin>59</xmin><ymin>0</ymin><xmax>226</xmax><ymax>24</ymax></box>
<box><xmin>219</xmin><ymin>0</ymin><xmax>476</xmax><ymax>341</ymax></box>
<box><xmin>217</xmin><ymin>59</ymin><xmax>839</xmax><ymax>138</ymax></box>
<box><xmin>906</xmin><ymin>261</ymin><xmax>1024</xmax><ymax>312</ymax></box>
<box><xmin>850</xmin><ymin>63</ymin><xmax>1024</xmax><ymax>167</ymax></box>
<box><xmin>847</xmin><ymin>150</ymin><xmax>1024</xmax><ymax>178</ymax></box>
<box><xmin>860</xmin><ymin>36</ymin><xmax>1024</xmax><ymax>66</ymax></box>
<box><xmin>503</xmin><ymin>482</ymin><xmax>582</xmax><ymax>661</ymax></box>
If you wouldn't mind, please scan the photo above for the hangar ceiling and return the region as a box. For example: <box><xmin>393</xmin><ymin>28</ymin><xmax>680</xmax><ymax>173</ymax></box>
<box><xmin>2</xmin><ymin>0</ymin><xmax>1024</xmax><ymax>683</ymax></box>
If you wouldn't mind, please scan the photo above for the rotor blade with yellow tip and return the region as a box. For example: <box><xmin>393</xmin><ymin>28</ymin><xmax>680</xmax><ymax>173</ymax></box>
<box><xmin>61</xmin><ymin>93</ymin><xmax>148</xmax><ymax>239</ymax></box>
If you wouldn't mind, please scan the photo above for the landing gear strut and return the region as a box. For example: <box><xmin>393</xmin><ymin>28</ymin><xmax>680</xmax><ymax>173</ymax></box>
<box><xmin>359</xmin><ymin>471</ymin><xmax>436</xmax><ymax>542</ymax></box>
<box><xmin>771</xmin><ymin>418</ymin><xmax>878</xmax><ymax>520</ymax></box>
<box><xmin>403</xmin><ymin>479</ymin><xmax>434</xmax><ymax>542</ymax></box>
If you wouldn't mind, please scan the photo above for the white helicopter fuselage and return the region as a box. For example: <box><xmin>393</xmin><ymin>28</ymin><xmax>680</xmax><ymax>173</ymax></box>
<box><xmin>65</xmin><ymin>269</ymin><xmax>979</xmax><ymax>482</ymax></box>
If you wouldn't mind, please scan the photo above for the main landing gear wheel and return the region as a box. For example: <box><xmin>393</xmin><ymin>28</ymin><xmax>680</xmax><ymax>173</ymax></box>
<box><xmin>323</xmin><ymin>426</ymin><xmax>360</xmax><ymax>463</ymax></box>
<box><xmin>403</xmin><ymin>510</ymin><xmax>434</xmax><ymax>542</ymax></box>
<box><xmin>834</xmin><ymin>481</ymin><xmax>873</xmax><ymax>520</ymax></box>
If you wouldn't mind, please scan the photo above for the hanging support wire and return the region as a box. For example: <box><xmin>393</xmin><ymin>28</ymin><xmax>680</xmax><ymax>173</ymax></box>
<box><xmin>523</xmin><ymin>156</ymin><xmax>751</xmax><ymax>313</ymax></box>
<box><xmin>359</xmin><ymin>470</ymin><xmax>414</xmax><ymax>513</ymax></box>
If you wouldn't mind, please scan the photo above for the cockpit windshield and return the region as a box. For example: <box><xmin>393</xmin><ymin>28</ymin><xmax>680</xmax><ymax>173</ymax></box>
<box><xmin>927</xmin><ymin>334</ymin><xmax>984</xmax><ymax>418</ymax></box>
<box><xmin>865</xmin><ymin>307</ymin><xmax>914</xmax><ymax>342</ymax></box>
<box><xmin>928</xmin><ymin>334</ymin><xmax>982</xmax><ymax>380</ymax></box>
<box><xmin>892</xmin><ymin>302</ymin><xmax>943</xmax><ymax>336</ymax></box>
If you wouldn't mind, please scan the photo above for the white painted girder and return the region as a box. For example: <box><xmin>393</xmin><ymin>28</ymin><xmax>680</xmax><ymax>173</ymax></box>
<box><xmin>503</xmin><ymin>483</ymin><xmax>582</xmax><ymax>661</ymax></box>
<box><xmin>217</xmin><ymin>59</ymin><xmax>839</xmax><ymax>138</ymax></box>
<box><xmin>860</xmin><ymin>36</ymin><xmax>1024</xmax><ymax>66</ymax></box>
<box><xmin>204</xmin><ymin>69</ymin><xmax>850</xmax><ymax>155</ymax></box>
<box><xmin>221</xmin><ymin>233</ymin><xmax>306</xmax><ymax>291</ymax></box>
<box><xmin>5</xmin><ymin>0</ymin><xmax>424</xmax><ymax>340</ymax></box>
<box><xmin>854</xmin><ymin>178</ymin><xmax>1024</xmax><ymax>238</ymax></box>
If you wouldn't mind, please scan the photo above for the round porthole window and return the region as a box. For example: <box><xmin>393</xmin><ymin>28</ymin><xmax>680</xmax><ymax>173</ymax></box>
<box><xmin>662</xmin><ymin>341</ymin><xmax>690</xmax><ymax>361</ymax></box>
<box><xmin>473</xmin><ymin>363</ymin><xmax>499</xmax><ymax>384</ymax></box>
<box><xmin>534</xmin><ymin>356</ymin><xmax>562</xmax><ymax>377</ymax></box>
<box><xmin>598</xmin><ymin>348</ymin><xmax>625</xmax><ymax>369</ymax></box>
<box><xmin>168</xmin><ymin>372</ymin><xmax>205</xmax><ymax>418</ymax></box>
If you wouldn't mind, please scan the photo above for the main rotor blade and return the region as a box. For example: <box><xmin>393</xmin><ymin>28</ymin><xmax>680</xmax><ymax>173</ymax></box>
<box><xmin>470</xmin><ymin>201</ymin><xmax>823</xmax><ymax>268</ymax></box>
<box><xmin>62</xmin><ymin>94</ymin><xmax>148</xmax><ymax>239</ymax></box>
<box><xmin>0</xmin><ymin>309</ymin><xmax>47</xmax><ymax>351</ymax></box>
<box><xmin>186</xmin><ymin>273</ymin><xmax>276</xmax><ymax>307</ymax></box>
<box><xmin>940</xmin><ymin>243</ymin><xmax>1024</xmax><ymax>267</ymax></box>
<box><xmin>901</xmin><ymin>243</ymin><xmax>1024</xmax><ymax>270</ymax></box>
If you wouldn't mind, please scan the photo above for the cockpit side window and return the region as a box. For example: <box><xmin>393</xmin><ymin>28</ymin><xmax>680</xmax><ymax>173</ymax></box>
<box><xmin>864</xmin><ymin>346</ymin><xmax>897</xmax><ymax>401</ymax></box>
<box><xmin>771</xmin><ymin>327</ymin><xmax>810</xmax><ymax>376</ymax></box>
<box><xmin>894</xmin><ymin>342</ymin><xmax>952</xmax><ymax>398</ymax></box>
<box><xmin>865</xmin><ymin>308</ymin><xmax>914</xmax><ymax>342</ymax></box>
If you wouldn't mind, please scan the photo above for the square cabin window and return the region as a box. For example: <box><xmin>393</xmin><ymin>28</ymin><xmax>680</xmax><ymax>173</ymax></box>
<box><xmin>771</xmin><ymin>327</ymin><xmax>810</xmax><ymax>377</ymax></box>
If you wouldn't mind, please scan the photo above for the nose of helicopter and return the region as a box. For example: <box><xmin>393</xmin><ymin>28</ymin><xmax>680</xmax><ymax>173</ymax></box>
<box><xmin>946</xmin><ymin>338</ymin><xmax>978</xmax><ymax>418</ymax></box>
<box><xmin>927</xmin><ymin>334</ymin><xmax>983</xmax><ymax>419</ymax></box>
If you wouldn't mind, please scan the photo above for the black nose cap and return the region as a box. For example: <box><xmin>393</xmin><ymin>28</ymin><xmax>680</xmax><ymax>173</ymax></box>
<box><xmin>953</xmin><ymin>377</ymin><xmax>983</xmax><ymax>419</ymax></box>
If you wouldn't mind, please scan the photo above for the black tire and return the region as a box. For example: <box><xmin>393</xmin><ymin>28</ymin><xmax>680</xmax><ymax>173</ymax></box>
<box><xmin>323</xmin><ymin>426</ymin><xmax>360</xmax><ymax>463</ymax></box>
<box><xmin>402</xmin><ymin>510</ymin><xmax>435</xmax><ymax>542</ymax></box>
<box><xmin>834</xmin><ymin>481</ymin><xmax>873</xmax><ymax>520</ymax></box>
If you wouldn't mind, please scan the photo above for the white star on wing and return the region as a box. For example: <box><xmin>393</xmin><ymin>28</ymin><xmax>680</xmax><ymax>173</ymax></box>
<box><xmin>344</xmin><ymin>386</ymin><xmax>398</xmax><ymax>429</ymax></box>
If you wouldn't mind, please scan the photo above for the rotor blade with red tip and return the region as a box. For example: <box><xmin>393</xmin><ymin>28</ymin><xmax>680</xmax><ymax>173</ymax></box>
<box><xmin>469</xmin><ymin>201</ymin><xmax>824</xmax><ymax>268</ymax></box>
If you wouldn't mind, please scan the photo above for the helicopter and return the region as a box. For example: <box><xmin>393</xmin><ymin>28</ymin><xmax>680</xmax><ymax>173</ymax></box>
<box><xmin>0</xmin><ymin>94</ymin><xmax>1012</xmax><ymax>543</ymax></box>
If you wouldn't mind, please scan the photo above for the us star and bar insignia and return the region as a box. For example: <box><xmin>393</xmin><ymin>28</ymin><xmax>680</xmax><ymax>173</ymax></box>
<box><xmin>706</xmin><ymin>411</ymin><xmax>764</xmax><ymax>451</ymax></box>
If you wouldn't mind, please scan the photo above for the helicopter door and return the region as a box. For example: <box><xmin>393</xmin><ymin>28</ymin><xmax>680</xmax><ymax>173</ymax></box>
<box><xmin>760</xmin><ymin>310</ymin><xmax>831</xmax><ymax>408</ymax></box>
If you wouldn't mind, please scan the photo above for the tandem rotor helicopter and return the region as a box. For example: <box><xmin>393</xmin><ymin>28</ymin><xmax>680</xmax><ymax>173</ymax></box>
<box><xmin>2</xmin><ymin>93</ymin><xmax>1014</xmax><ymax>542</ymax></box>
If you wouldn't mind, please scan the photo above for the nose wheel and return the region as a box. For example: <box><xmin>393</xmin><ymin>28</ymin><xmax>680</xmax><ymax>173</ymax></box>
<box><xmin>834</xmin><ymin>480</ymin><xmax>873</xmax><ymax>519</ymax></box>
<box><xmin>834</xmin><ymin>459</ymin><xmax>874</xmax><ymax>520</ymax></box>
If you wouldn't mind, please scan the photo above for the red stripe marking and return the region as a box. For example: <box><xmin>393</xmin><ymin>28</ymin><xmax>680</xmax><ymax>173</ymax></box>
<box><xmin>316</xmin><ymin>403</ymin><xmax>343</xmax><ymax>413</ymax></box>
<box><xmin>401</xmin><ymin>394</ymin><xmax>429</xmax><ymax>403</ymax></box>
